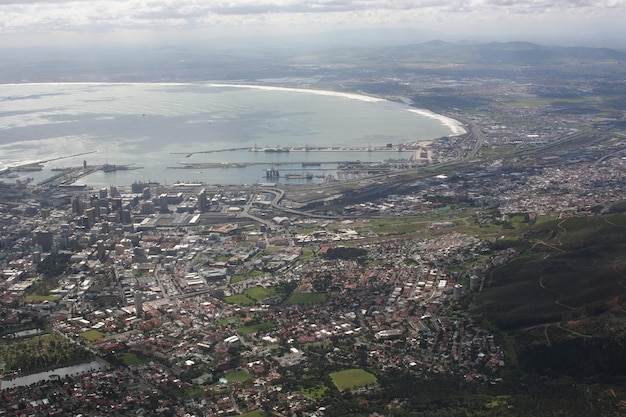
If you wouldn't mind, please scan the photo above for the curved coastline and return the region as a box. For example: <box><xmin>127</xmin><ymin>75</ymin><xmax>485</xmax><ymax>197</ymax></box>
<box><xmin>1</xmin><ymin>82</ymin><xmax>466</xmax><ymax>182</ymax></box>
<box><xmin>407</xmin><ymin>108</ymin><xmax>466</xmax><ymax>136</ymax></box>
<box><xmin>208</xmin><ymin>82</ymin><xmax>385</xmax><ymax>103</ymax></box>
<box><xmin>2</xmin><ymin>81</ymin><xmax>466</xmax><ymax>138</ymax></box>
<box><xmin>209</xmin><ymin>82</ymin><xmax>466</xmax><ymax>137</ymax></box>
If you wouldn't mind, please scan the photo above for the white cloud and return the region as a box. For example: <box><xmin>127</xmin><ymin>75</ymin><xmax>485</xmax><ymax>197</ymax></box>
<box><xmin>1</xmin><ymin>0</ymin><xmax>625</xmax><ymax>46</ymax></box>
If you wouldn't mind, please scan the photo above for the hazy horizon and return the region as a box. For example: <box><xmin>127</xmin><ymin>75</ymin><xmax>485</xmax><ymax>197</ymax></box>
<box><xmin>1</xmin><ymin>1</ymin><xmax>625</xmax><ymax>51</ymax></box>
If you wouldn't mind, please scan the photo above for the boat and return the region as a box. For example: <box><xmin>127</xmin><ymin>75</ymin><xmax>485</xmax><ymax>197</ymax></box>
<box><xmin>102</xmin><ymin>163</ymin><xmax>117</xmax><ymax>173</ymax></box>
<box><xmin>102</xmin><ymin>163</ymin><xmax>138</xmax><ymax>173</ymax></box>
<box><xmin>266</xmin><ymin>168</ymin><xmax>280</xmax><ymax>178</ymax></box>
<box><xmin>285</xmin><ymin>173</ymin><xmax>313</xmax><ymax>180</ymax></box>
<box><xmin>264</xmin><ymin>146</ymin><xmax>289</xmax><ymax>153</ymax></box>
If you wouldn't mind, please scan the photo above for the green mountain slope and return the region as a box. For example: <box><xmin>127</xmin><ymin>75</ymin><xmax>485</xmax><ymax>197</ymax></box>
<box><xmin>471</xmin><ymin>213</ymin><xmax>626</xmax><ymax>377</ymax></box>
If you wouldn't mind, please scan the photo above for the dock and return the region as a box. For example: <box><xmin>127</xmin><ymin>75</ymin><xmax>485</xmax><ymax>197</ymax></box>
<box><xmin>169</xmin><ymin>144</ymin><xmax>415</xmax><ymax>158</ymax></box>
<box><xmin>38</xmin><ymin>164</ymin><xmax>141</xmax><ymax>187</ymax></box>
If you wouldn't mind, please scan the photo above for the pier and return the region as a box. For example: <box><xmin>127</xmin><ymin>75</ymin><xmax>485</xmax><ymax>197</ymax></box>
<box><xmin>37</xmin><ymin>163</ymin><xmax>141</xmax><ymax>187</ymax></box>
<box><xmin>169</xmin><ymin>144</ymin><xmax>416</xmax><ymax>158</ymax></box>
<box><xmin>170</xmin><ymin>161</ymin><xmax>338</xmax><ymax>170</ymax></box>
<box><xmin>171</xmin><ymin>147</ymin><xmax>250</xmax><ymax>158</ymax></box>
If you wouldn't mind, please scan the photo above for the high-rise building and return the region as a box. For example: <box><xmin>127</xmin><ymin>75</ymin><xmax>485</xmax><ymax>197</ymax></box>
<box><xmin>110</xmin><ymin>198</ymin><xmax>122</xmax><ymax>213</ymax></box>
<box><xmin>141</xmin><ymin>202</ymin><xmax>155</xmax><ymax>215</ymax></box>
<box><xmin>84</xmin><ymin>207</ymin><xmax>96</xmax><ymax>229</ymax></box>
<box><xmin>453</xmin><ymin>284</ymin><xmax>463</xmax><ymax>300</ymax></box>
<box><xmin>134</xmin><ymin>292</ymin><xmax>144</xmax><ymax>319</ymax></box>
<box><xmin>119</xmin><ymin>209</ymin><xmax>132</xmax><ymax>224</ymax></box>
<box><xmin>34</xmin><ymin>229</ymin><xmax>53</xmax><ymax>252</ymax></box>
<box><xmin>72</xmin><ymin>196</ymin><xmax>82</xmax><ymax>215</ymax></box>
<box><xmin>97</xmin><ymin>239</ymin><xmax>106</xmax><ymax>261</ymax></box>
<box><xmin>470</xmin><ymin>275</ymin><xmax>481</xmax><ymax>292</ymax></box>
<box><xmin>197</xmin><ymin>188</ymin><xmax>207</xmax><ymax>213</ymax></box>
<box><xmin>159</xmin><ymin>194</ymin><xmax>169</xmax><ymax>213</ymax></box>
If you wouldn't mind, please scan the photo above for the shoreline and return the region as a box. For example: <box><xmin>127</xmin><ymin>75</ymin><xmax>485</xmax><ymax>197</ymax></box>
<box><xmin>1</xmin><ymin>82</ymin><xmax>464</xmax><ymax>183</ymax></box>
<box><xmin>407</xmin><ymin>108</ymin><xmax>467</xmax><ymax>136</ymax></box>
<box><xmin>209</xmin><ymin>83</ymin><xmax>466</xmax><ymax>136</ymax></box>
<box><xmin>208</xmin><ymin>82</ymin><xmax>385</xmax><ymax>104</ymax></box>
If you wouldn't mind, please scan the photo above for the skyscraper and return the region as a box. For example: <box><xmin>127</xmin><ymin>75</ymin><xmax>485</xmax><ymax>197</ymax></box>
<box><xmin>134</xmin><ymin>292</ymin><xmax>143</xmax><ymax>319</ymax></box>
<box><xmin>197</xmin><ymin>188</ymin><xmax>207</xmax><ymax>213</ymax></box>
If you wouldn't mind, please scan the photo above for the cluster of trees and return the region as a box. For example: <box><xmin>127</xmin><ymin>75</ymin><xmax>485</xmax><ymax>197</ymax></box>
<box><xmin>266</xmin><ymin>337</ymin><xmax>623</xmax><ymax>416</ymax></box>
<box><xmin>36</xmin><ymin>253</ymin><xmax>72</xmax><ymax>279</ymax></box>
<box><xmin>0</xmin><ymin>334</ymin><xmax>92</xmax><ymax>375</ymax></box>
<box><xmin>321</xmin><ymin>247</ymin><xmax>367</xmax><ymax>260</ymax></box>
<box><xmin>29</xmin><ymin>252</ymin><xmax>73</xmax><ymax>296</ymax></box>
<box><xmin>323</xmin><ymin>371</ymin><xmax>621</xmax><ymax>416</ymax></box>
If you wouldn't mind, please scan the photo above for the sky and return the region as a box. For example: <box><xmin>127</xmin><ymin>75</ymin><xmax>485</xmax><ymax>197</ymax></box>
<box><xmin>1</xmin><ymin>0</ymin><xmax>626</xmax><ymax>48</ymax></box>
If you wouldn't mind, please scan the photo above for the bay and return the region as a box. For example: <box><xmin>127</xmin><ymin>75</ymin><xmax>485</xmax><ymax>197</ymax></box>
<box><xmin>0</xmin><ymin>83</ymin><xmax>464</xmax><ymax>186</ymax></box>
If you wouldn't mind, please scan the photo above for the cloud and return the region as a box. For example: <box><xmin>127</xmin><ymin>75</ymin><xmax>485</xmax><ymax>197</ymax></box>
<box><xmin>0</xmin><ymin>0</ymin><xmax>625</xmax><ymax>43</ymax></box>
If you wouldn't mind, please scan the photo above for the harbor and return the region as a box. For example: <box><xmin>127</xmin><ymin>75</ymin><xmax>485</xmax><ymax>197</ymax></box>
<box><xmin>36</xmin><ymin>163</ymin><xmax>142</xmax><ymax>187</ymax></box>
<box><xmin>173</xmin><ymin>143</ymin><xmax>414</xmax><ymax>157</ymax></box>
<box><xmin>0</xmin><ymin>142</ymin><xmax>431</xmax><ymax>188</ymax></box>
<box><xmin>6</xmin><ymin>145</ymin><xmax>427</xmax><ymax>187</ymax></box>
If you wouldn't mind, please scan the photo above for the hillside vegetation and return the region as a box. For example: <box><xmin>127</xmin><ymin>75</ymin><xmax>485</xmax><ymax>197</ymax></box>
<box><xmin>471</xmin><ymin>213</ymin><xmax>626</xmax><ymax>378</ymax></box>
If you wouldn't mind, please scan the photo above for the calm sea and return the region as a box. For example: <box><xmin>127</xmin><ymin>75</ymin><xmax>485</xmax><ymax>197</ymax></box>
<box><xmin>0</xmin><ymin>83</ymin><xmax>463</xmax><ymax>186</ymax></box>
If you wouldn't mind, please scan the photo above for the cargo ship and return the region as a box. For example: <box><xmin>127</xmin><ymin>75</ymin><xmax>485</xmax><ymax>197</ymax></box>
<box><xmin>285</xmin><ymin>173</ymin><xmax>313</xmax><ymax>180</ymax></box>
<box><xmin>264</xmin><ymin>146</ymin><xmax>289</xmax><ymax>153</ymax></box>
<box><xmin>102</xmin><ymin>163</ymin><xmax>139</xmax><ymax>173</ymax></box>
<box><xmin>250</xmin><ymin>144</ymin><xmax>290</xmax><ymax>153</ymax></box>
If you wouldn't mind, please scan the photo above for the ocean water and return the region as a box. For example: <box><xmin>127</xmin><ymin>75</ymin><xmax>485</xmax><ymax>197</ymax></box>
<box><xmin>0</xmin><ymin>83</ymin><xmax>464</xmax><ymax>186</ymax></box>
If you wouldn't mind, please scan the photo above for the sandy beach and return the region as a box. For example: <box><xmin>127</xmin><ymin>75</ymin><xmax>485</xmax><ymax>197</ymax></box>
<box><xmin>208</xmin><ymin>83</ymin><xmax>385</xmax><ymax>103</ymax></box>
<box><xmin>407</xmin><ymin>109</ymin><xmax>466</xmax><ymax>136</ymax></box>
<box><xmin>212</xmin><ymin>83</ymin><xmax>466</xmax><ymax>136</ymax></box>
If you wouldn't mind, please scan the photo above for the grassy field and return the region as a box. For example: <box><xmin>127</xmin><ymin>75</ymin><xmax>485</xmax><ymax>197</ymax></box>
<box><xmin>80</xmin><ymin>329</ymin><xmax>105</xmax><ymax>342</ymax></box>
<box><xmin>231</xmin><ymin>270</ymin><xmax>264</xmax><ymax>284</ymax></box>
<box><xmin>259</xmin><ymin>246</ymin><xmax>283</xmax><ymax>255</ymax></box>
<box><xmin>238</xmin><ymin>410</ymin><xmax>264</xmax><ymax>417</ymax></box>
<box><xmin>225</xmin><ymin>286</ymin><xmax>275</xmax><ymax>305</ymax></box>
<box><xmin>224</xmin><ymin>294</ymin><xmax>255</xmax><ymax>304</ymax></box>
<box><xmin>369</xmin><ymin>217</ymin><xmax>430</xmax><ymax>235</ymax></box>
<box><xmin>217</xmin><ymin>317</ymin><xmax>239</xmax><ymax>326</ymax></box>
<box><xmin>364</xmin><ymin>211</ymin><xmax>547</xmax><ymax>240</ymax></box>
<box><xmin>301</xmin><ymin>383</ymin><xmax>329</xmax><ymax>399</ymax></box>
<box><xmin>237</xmin><ymin>322</ymin><xmax>276</xmax><ymax>335</ymax></box>
<box><xmin>24</xmin><ymin>295</ymin><xmax>60</xmax><ymax>302</ymax></box>
<box><xmin>288</xmin><ymin>292</ymin><xmax>328</xmax><ymax>304</ymax></box>
<box><xmin>184</xmin><ymin>385</ymin><xmax>206</xmax><ymax>399</ymax></box>
<box><xmin>246</xmin><ymin>287</ymin><xmax>273</xmax><ymax>300</ymax></box>
<box><xmin>224</xmin><ymin>369</ymin><xmax>252</xmax><ymax>383</ymax></box>
<box><xmin>330</xmin><ymin>369</ymin><xmax>377</xmax><ymax>391</ymax></box>
<box><xmin>298</xmin><ymin>248</ymin><xmax>316</xmax><ymax>261</ymax></box>
<box><xmin>118</xmin><ymin>352</ymin><xmax>145</xmax><ymax>366</ymax></box>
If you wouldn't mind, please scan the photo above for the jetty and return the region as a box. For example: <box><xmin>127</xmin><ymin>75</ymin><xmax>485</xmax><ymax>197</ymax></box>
<box><xmin>37</xmin><ymin>163</ymin><xmax>141</xmax><ymax>187</ymax></box>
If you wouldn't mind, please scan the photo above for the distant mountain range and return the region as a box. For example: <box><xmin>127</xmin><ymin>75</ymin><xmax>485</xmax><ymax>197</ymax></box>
<box><xmin>309</xmin><ymin>40</ymin><xmax>626</xmax><ymax>66</ymax></box>
<box><xmin>1</xmin><ymin>38</ymin><xmax>625</xmax><ymax>83</ymax></box>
